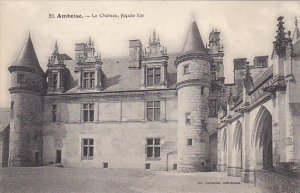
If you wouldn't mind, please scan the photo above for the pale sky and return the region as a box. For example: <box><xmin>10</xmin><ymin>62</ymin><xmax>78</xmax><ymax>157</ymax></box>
<box><xmin>0</xmin><ymin>1</ymin><xmax>299</xmax><ymax>107</ymax></box>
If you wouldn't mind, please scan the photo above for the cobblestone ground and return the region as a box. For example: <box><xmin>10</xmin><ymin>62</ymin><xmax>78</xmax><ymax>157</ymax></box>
<box><xmin>0</xmin><ymin>167</ymin><xmax>255</xmax><ymax>193</ymax></box>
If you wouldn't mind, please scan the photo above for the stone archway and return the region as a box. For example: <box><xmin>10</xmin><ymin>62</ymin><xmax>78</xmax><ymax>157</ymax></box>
<box><xmin>232</xmin><ymin>121</ymin><xmax>242</xmax><ymax>176</ymax></box>
<box><xmin>253</xmin><ymin>106</ymin><xmax>273</xmax><ymax>170</ymax></box>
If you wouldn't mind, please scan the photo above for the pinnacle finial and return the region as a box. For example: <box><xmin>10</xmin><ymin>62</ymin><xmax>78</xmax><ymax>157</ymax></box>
<box><xmin>28</xmin><ymin>30</ymin><xmax>31</xmax><ymax>39</ymax></box>
<box><xmin>295</xmin><ymin>17</ymin><xmax>298</xmax><ymax>27</ymax></box>
<box><xmin>153</xmin><ymin>29</ymin><xmax>156</xmax><ymax>42</ymax></box>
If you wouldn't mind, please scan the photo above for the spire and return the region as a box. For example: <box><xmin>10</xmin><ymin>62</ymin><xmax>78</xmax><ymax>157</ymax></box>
<box><xmin>9</xmin><ymin>34</ymin><xmax>44</xmax><ymax>75</ymax></box>
<box><xmin>182</xmin><ymin>21</ymin><xmax>206</xmax><ymax>54</ymax></box>
<box><xmin>54</xmin><ymin>40</ymin><xmax>58</xmax><ymax>53</ymax></box>
<box><xmin>292</xmin><ymin>17</ymin><xmax>300</xmax><ymax>43</ymax></box>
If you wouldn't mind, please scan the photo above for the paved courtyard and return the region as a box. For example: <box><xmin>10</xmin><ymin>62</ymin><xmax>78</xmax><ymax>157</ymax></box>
<box><xmin>0</xmin><ymin>167</ymin><xmax>255</xmax><ymax>193</ymax></box>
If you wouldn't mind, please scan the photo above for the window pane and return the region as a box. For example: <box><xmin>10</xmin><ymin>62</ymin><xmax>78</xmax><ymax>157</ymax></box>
<box><xmin>147</xmin><ymin>147</ymin><xmax>153</xmax><ymax>157</ymax></box>
<box><xmin>154</xmin><ymin>75</ymin><xmax>160</xmax><ymax>85</ymax></box>
<box><xmin>83</xmin><ymin>111</ymin><xmax>88</xmax><ymax>122</ymax></box>
<box><xmin>90</xmin><ymin>72</ymin><xmax>95</xmax><ymax>77</ymax></box>
<box><xmin>154</xmin><ymin>68</ymin><xmax>160</xmax><ymax>74</ymax></box>
<box><xmin>147</xmin><ymin>109</ymin><xmax>153</xmax><ymax>121</ymax></box>
<box><xmin>147</xmin><ymin>68</ymin><xmax>153</xmax><ymax>75</ymax></box>
<box><xmin>89</xmin><ymin>110</ymin><xmax>94</xmax><ymax>121</ymax></box>
<box><xmin>154</xmin><ymin>101</ymin><xmax>160</xmax><ymax>107</ymax></box>
<box><xmin>83</xmin><ymin>80</ymin><xmax>88</xmax><ymax>88</ymax></box>
<box><xmin>84</xmin><ymin>72</ymin><xmax>89</xmax><ymax>78</ymax></box>
<box><xmin>147</xmin><ymin>75</ymin><xmax>153</xmax><ymax>86</ymax></box>
<box><xmin>89</xmin><ymin>147</ymin><xmax>94</xmax><ymax>157</ymax></box>
<box><xmin>147</xmin><ymin>139</ymin><xmax>153</xmax><ymax>145</ymax></box>
<box><xmin>83</xmin><ymin>104</ymin><xmax>88</xmax><ymax>109</ymax></box>
<box><xmin>154</xmin><ymin>147</ymin><xmax>160</xmax><ymax>157</ymax></box>
<box><xmin>83</xmin><ymin>139</ymin><xmax>88</xmax><ymax>145</ymax></box>
<box><xmin>89</xmin><ymin>139</ymin><xmax>94</xmax><ymax>145</ymax></box>
<box><xmin>154</xmin><ymin>139</ymin><xmax>160</xmax><ymax>145</ymax></box>
<box><xmin>90</xmin><ymin>79</ymin><xmax>95</xmax><ymax>87</ymax></box>
<box><xmin>83</xmin><ymin>147</ymin><xmax>88</xmax><ymax>156</ymax></box>
<box><xmin>154</xmin><ymin>109</ymin><xmax>160</xmax><ymax>121</ymax></box>
<box><xmin>89</xmin><ymin>104</ymin><xmax>94</xmax><ymax>109</ymax></box>
<box><xmin>147</xmin><ymin>101</ymin><xmax>153</xmax><ymax>107</ymax></box>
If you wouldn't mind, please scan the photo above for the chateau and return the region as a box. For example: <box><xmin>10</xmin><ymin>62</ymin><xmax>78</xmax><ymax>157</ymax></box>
<box><xmin>1</xmin><ymin>16</ymin><xmax>300</xmax><ymax>185</ymax></box>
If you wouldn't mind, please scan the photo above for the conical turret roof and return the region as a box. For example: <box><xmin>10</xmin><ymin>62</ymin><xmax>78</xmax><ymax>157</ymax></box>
<box><xmin>10</xmin><ymin>34</ymin><xmax>44</xmax><ymax>75</ymax></box>
<box><xmin>182</xmin><ymin>21</ymin><xmax>206</xmax><ymax>54</ymax></box>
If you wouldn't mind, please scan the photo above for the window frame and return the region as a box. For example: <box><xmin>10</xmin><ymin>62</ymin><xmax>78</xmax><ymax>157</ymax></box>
<box><xmin>81</xmin><ymin>138</ymin><xmax>94</xmax><ymax>160</ymax></box>
<box><xmin>82</xmin><ymin>103</ymin><xmax>94</xmax><ymax>122</ymax></box>
<box><xmin>183</xmin><ymin>64</ymin><xmax>190</xmax><ymax>74</ymax></box>
<box><xmin>185</xmin><ymin>112</ymin><xmax>191</xmax><ymax>125</ymax></box>
<box><xmin>146</xmin><ymin>67</ymin><xmax>161</xmax><ymax>86</ymax></box>
<box><xmin>146</xmin><ymin>138</ymin><xmax>161</xmax><ymax>159</ymax></box>
<box><xmin>187</xmin><ymin>138</ymin><xmax>193</xmax><ymax>146</ymax></box>
<box><xmin>52</xmin><ymin>73</ymin><xmax>58</xmax><ymax>89</ymax></box>
<box><xmin>146</xmin><ymin>101</ymin><xmax>160</xmax><ymax>121</ymax></box>
<box><xmin>209</xmin><ymin>100</ymin><xmax>218</xmax><ymax>117</ymax></box>
<box><xmin>82</xmin><ymin>71</ymin><xmax>95</xmax><ymax>89</ymax></box>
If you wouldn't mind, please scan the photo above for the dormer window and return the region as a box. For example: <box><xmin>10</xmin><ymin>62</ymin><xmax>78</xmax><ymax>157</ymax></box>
<box><xmin>147</xmin><ymin>67</ymin><xmax>161</xmax><ymax>86</ymax></box>
<box><xmin>82</xmin><ymin>71</ymin><xmax>95</xmax><ymax>88</ymax></box>
<box><xmin>52</xmin><ymin>74</ymin><xmax>58</xmax><ymax>89</ymax></box>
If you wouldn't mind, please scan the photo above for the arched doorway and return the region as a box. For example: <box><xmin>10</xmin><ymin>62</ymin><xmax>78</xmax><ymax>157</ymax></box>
<box><xmin>253</xmin><ymin>106</ymin><xmax>273</xmax><ymax>170</ymax></box>
<box><xmin>233</xmin><ymin>121</ymin><xmax>242</xmax><ymax>175</ymax></box>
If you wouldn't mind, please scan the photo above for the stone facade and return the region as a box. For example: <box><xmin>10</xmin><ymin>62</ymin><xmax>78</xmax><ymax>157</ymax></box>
<box><xmin>1</xmin><ymin>17</ymin><xmax>300</xmax><ymax>191</ymax></box>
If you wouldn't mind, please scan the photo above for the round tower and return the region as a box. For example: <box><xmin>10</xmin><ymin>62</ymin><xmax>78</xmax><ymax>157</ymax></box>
<box><xmin>175</xmin><ymin>20</ymin><xmax>213</xmax><ymax>172</ymax></box>
<box><xmin>8</xmin><ymin>33</ymin><xmax>45</xmax><ymax>167</ymax></box>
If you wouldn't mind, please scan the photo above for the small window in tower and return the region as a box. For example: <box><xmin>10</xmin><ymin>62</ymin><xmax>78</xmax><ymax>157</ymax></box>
<box><xmin>52</xmin><ymin>104</ymin><xmax>57</xmax><ymax>122</ymax></box>
<box><xmin>187</xmin><ymin>138</ymin><xmax>193</xmax><ymax>146</ymax></box>
<box><xmin>185</xmin><ymin>112</ymin><xmax>191</xmax><ymax>124</ymax></box>
<box><xmin>17</xmin><ymin>73</ymin><xmax>25</xmax><ymax>83</ymax></box>
<box><xmin>183</xmin><ymin>65</ymin><xmax>189</xmax><ymax>74</ymax></box>
<box><xmin>11</xmin><ymin>101</ymin><xmax>14</xmax><ymax>118</ymax></box>
<box><xmin>201</xmin><ymin>87</ymin><xmax>205</xmax><ymax>95</ymax></box>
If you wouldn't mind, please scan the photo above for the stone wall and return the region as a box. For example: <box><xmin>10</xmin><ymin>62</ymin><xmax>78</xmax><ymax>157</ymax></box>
<box><xmin>42</xmin><ymin>91</ymin><xmax>178</xmax><ymax>170</ymax></box>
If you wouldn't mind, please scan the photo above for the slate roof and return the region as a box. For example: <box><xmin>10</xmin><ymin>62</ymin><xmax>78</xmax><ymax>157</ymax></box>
<box><xmin>9</xmin><ymin>35</ymin><xmax>44</xmax><ymax>76</ymax></box>
<box><xmin>182</xmin><ymin>21</ymin><xmax>206</xmax><ymax>54</ymax></box>
<box><xmin>63</xmin><ymin>53</ymin><xmax>179</xmax><ymax>93</ymax></box>
<box><xmin>0</xmin><ymin>108</ymin><xmax>10</xmax><ymax>132</ymax></box>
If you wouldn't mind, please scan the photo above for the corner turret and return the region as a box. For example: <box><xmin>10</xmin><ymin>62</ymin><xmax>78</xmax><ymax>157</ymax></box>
<box><xmin>8</xmin><ymin>33</ymin><xmax>44</xmax><ymax>167</ymax></box>
<box><xmin>175</xmin><ymin>19</ymin><xmax>213</xmax><ymax>172</ymax></box>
